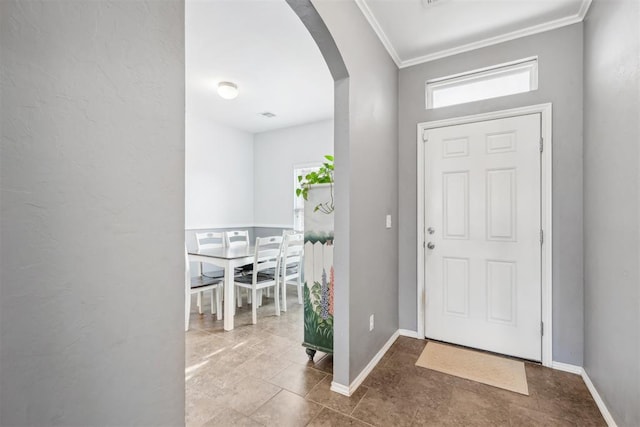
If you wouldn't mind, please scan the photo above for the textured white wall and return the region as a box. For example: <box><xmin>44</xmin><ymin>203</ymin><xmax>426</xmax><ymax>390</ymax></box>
<box><xmin>185</xmin><ymin>118</ymin><xmax>255</xmax><ymax>229</ymax></box>
<box><xmin>583</xmin><ymin>0</ymin><xmax>640</xmax><ymax>425</ymax></box>
<box><xmin>253</xmin><ymin>119</ymin><xmax>334</xmax><ymax>227</ymax></box>
<box><xmin>0</xmin><ymin>1</ymin><xmax>185</xmax><ymax>425</ymax></box>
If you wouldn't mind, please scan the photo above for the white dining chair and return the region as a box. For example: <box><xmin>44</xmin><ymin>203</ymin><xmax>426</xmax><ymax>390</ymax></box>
<box><xmin>194</xmin><ymin>231</ymin><xmax>224</xmax><ymax>278</ymax></box>
<box><xmin>185</xmin><ymin>246</ymin><xmax>222</xmax><ymax>331</ymax></box>
<box><xmin>223</xmin><ymin>230</ymin><xmax>254</xmax><ymax>307</ymax></box>
<box><xmin>278</xmin><ymin>232</ymin><xmax>304</xmax><ymax>311</ymax></box>
<box><xmin>233</xmin><ymin>236</ymin><xmax>282</xmax><ymax>324</ymax></box>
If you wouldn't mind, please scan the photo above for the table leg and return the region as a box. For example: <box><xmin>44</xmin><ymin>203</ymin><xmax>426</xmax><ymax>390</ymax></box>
<box><xmin>223</xmin><ymin>262</ymin><xmax>235</xmax><ymax>331</ymax></box>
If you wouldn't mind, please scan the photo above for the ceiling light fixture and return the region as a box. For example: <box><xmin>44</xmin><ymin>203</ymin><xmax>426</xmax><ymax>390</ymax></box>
<box><xmin>217</xmin><ymin>81</ymin><xmax>239</xmax><ymax>100</ymax></box>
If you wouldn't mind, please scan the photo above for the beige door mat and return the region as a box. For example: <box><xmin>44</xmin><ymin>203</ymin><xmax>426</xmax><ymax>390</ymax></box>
<box><xmin>415</xmin><ymin>341</ymin><xmax>529</xmax><ymax>395</ymax></box>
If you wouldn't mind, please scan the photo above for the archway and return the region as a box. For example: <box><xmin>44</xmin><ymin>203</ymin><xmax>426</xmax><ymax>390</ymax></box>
<box><xmin>286</xmin><ymin>0</ymin><xmax>350</xmax><ymax>390</ymax></box>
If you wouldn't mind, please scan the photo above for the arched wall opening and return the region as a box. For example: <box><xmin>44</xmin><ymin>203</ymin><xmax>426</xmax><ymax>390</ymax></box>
<box><xmin>286</xmin><ymin>0</ymin><xmax>351</xmax><ymax>388</ymax></box>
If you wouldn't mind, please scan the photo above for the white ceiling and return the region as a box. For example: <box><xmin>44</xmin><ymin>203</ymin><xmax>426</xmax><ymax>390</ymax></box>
<box><xmin>356</xmin><ymin>0</ymin><xmax>591</xmax><ymax>68</ymax></box>
<box><xmin>187</xmin><ymin>0</ymin><xmax>592</xmax><ymax>132</ymax></box>
<box><xmin>186</xmin><ymin>0</ymin><xmax>333</xmax><ymax>134</ymax></box>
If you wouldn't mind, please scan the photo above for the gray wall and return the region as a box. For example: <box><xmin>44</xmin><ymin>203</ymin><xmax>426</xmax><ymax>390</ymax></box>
<box><xmin>312</xmin><ymin>0</ymin><xmax>399</xmax><ymax>383</ymax></box>
<box><xmin>583</xmin><ymin>0</ymin><xmax>640</xmax><ymax>425</ymax></box>
<box><xmin>398</xmin><ymin>24</ymin><xmax>585</xmax><ymax>364</ymax></box>
<box><xmin>0</xmin><ymin>1</ymin><xmax>185</xmax><ymax>425</ymax></box>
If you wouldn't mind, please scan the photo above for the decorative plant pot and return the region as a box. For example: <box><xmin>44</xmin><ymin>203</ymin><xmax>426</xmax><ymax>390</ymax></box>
<box><xmin>302</xmin><ymin>184</ymin><xmax>334</xmax><ymax>360</ymax></box>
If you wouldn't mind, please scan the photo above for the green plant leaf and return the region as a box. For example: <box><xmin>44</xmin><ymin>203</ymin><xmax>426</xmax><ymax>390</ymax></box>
<box><xmin>295</xmin><ymin>155</ymin><xmax>334</xmax><ymax>207</ymax></box>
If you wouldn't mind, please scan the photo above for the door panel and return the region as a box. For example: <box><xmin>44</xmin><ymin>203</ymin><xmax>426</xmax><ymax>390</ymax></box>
<box><xmin>443</xmin><ymin>257</ymin><xmax>469</xmax><ymax>317</ymax></box>
<box><xmin>443</xmin><ymin>172</ymin><xmax>469</xmax><ymax>239</ymax></box>
<box><xmin>486</xmin><ymin>168</ymin><xmax>516</xmax><ymax>241</ymax></box>
<box><xmin>424</xmin><ymin>114</ymin><xmax>541</xmax><ymax>361</ymax></box>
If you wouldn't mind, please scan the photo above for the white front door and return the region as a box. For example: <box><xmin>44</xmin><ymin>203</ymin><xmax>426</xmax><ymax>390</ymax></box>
<box><xmin>424</xmin><ymin>114</ymin><xmax>542</xmax><ymax>361</ymax></box>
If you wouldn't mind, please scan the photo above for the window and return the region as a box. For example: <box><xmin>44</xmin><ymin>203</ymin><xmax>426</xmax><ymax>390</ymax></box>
<box><xmin>293</xmin><ymin>164</ymin><xmax>321</xmax><ymax>231</ymax></box>
<box><xmin>426</xmin><ymin>58</ymin><xmax>538</xmax><ymax>109</ymax></box>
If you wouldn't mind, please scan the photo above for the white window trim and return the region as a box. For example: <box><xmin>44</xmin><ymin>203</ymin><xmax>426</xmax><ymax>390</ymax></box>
<box><xmin>425</xmin><ymin>57</ymin><xmax>538</xmax><ymax>109</ymax></box>
<box><xmin>293</xmin><ymin>163</ymin><xmax>322</xmax><ymax>231</ymax></box>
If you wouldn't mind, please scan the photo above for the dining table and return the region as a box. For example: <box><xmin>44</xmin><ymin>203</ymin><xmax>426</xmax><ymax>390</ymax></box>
<box><xmin>188</xmin><ymin>245</ymin><xmax>254</xmax><ymax>331</ymax></box>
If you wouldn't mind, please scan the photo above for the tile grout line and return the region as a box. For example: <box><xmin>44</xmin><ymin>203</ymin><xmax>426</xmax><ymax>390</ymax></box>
<box><xmin>303</xmin><ymin>376</ymin><xmax>370</xmax><ymax>421</ymax></box>
<box><xmin>247</xmin><ymin>387</ymin><xmax>284</xmax><ymax>419</ymax></box>
<box><xmin>303</xmin><ymin>403</ymin><xmax>377</xmax><ymax>427</ymax></box>
<box><xmin>348</xmin><ymin>386</ymin><xmax>370</xmax><ymax>417</ymax></box>
<box><xmin>304</xmin><ymin>406</ymin><xmax>325</xmax><ymax>426</ymax></box>
<box><xmin>265</xmin><ymin>367</ymin><xmax>328</xmax><ymax>397</ymax></box>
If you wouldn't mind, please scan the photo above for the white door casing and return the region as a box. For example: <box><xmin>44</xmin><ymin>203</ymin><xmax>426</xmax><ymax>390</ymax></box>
<box><xmin>423</xmin><ymin>113</ymin><xmax>542</xmax><ymax>361</ymax></box>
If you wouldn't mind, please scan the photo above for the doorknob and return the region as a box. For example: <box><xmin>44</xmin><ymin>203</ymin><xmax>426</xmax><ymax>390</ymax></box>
<box><xmin>427</xmin><ymin>242</ymin><xmax>435</xmax><ymax>250</ymax></box>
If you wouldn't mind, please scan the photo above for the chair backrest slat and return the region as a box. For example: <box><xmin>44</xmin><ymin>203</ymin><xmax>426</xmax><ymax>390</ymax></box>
<box><xmin>195</xmin><ymin>231</ymin><xmax>224</xmax><ymax>250</ymax></box>
<box><xmin>254</xmin><ymin>236</ymin><xmax>283</xmax><ymax>272</ymax></box>
<box><xmin>224</xmin><ymin>230</ymin><xmax>250</xmax><ymax>248</ymax></box>
<box><xmin>281</xmin><ymin>233</ymin><xmax>304</xmax><ymax>273</ymax></box>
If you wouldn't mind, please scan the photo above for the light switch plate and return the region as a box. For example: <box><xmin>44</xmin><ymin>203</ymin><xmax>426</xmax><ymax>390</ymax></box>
<box><xmin>385</xmin><ymin>215</ymin><xmax>392</xmax><ymax>229</ymax></box>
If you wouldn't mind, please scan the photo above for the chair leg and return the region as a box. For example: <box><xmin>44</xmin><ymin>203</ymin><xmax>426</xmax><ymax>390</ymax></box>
<box><xmin>281</xmin><ymin>279</ymin><xmax>287</xmax><ymax>312</ymax></box>
<box><xmin>248</xmin><ymin>289</ymin><xmax>252</xmax><ymax>304</ymax></box>
<box><xmin>258</xmin><ymin>290</ymin><xmax>263</xmax><ymax>306</ymax></box>
<box><xmin>185</xmin><ymin>292</ymin><xmax>191</xmax><ymax>331</ymax></box>
<box><xmin>197</xmin><ymin>292</ymin><xmax>203</xmax><ymax>314</ymax></box>
<box><xmin>210</xmin><ymin>289</ymin><xmax>215</xmax><ymax>315</ymax></box>
<box><xmin>237</xmin><ymin>287</ymin><xmax>242</xmax><ymax>308</ymax></box>
<box><xmin>274</xmin><ymin>284</ymin><xmax>280</xmax><ymax>316</ymax></box>
<box><xmin>216</xmin><ymin>286</ymin><xmax>223</xmax><ymax>321</ymax></box>
<box><xmin>251</xmin><ymin>289</ymin><xmax>258</xmax><ymax>324</ymax></box>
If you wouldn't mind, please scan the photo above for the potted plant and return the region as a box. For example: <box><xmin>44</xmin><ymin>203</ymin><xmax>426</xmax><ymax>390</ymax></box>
<box><xmin>296</xmin><ymin>154</ymin><xmax>334</xmax><ymax>214</ymax></box>
<box><xmin>296</xmin><ymin>154</ymin><xmax>335</xmax><ymax>360</ymax></box>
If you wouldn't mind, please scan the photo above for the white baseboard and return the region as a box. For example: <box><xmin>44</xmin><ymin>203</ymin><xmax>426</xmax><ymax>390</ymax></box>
<box><xmin>329</xmin><ymin>381</ymin><xmax>350</xmax><ymax>396</ymax></box>
<box><xmin>398</xmin><ymin>329</ymin><xmax>419</xmax><ymax>338</ymax></box>
<box><xmin>330</xmin><ymin>329</ymin><xmax>400</xmax><ymax>397</ymax></box>
<box><xmin>582</xmin><ymin>370</ymin><xmax>618</xmax><ymax>427</ymax></box>
<box><xmin>551</xmin><ymin>362</ymin><xmax>617</xmax><ymax>427</ymax></box>
<box><xmin>551</xmin><ymin>361</ymin><xmax>583</xmax><ymax>375</ymax></box>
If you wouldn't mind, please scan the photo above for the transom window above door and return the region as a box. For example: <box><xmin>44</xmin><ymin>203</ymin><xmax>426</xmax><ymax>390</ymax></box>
<box><xmin>426</xmin><ymin>58</ymin><xmax>538</xmax><ymax>109</ymax></box>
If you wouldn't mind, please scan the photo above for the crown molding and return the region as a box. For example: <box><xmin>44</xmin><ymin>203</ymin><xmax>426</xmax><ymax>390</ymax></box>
<box><xmin>577</xmin><ymin>0</ymin><xmax>593</xmax><ymax>20</ymax></box>
<box><xmin>401</xmin><ymin>0</ymin><xmax>592</xmax><ymax>68</ymax></box>
<box><xmin>354</xmin><ymin>0</ymin><xmax>402</xmax><ymax>68</ymax></box>
<box><xmin>356</xmin><ymin>0</ymin><xmax>593</xmax><ymax>69</ymax></box>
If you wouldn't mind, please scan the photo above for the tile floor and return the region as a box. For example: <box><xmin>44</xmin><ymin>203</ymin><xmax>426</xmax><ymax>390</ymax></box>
<box><xmin>186</xmin><ymin>292</ymin><xmax>605</xmax><ymax>426</ymax></box>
